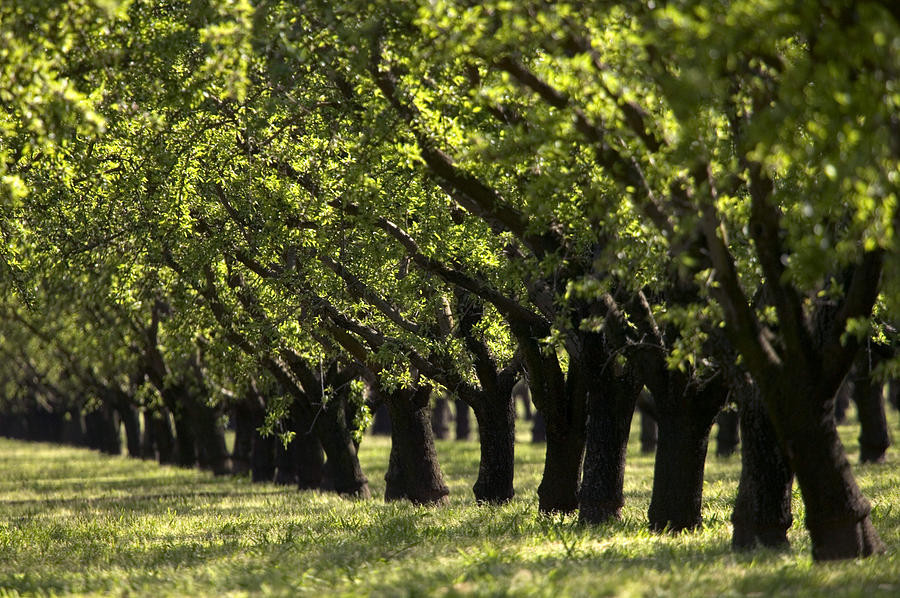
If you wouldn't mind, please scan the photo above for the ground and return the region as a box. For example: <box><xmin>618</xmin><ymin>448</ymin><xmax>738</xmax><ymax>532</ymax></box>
<box><xmin>1</xmin><ymin>410</ymin><xmax>898</xmax><ymax>597</ymax></box>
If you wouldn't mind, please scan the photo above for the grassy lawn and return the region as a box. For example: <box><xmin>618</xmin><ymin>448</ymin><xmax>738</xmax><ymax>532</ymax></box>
<box><xmin>1</xmin><ymin>411</ymin><xmax>899</xmax><ymax>597</ymax></box>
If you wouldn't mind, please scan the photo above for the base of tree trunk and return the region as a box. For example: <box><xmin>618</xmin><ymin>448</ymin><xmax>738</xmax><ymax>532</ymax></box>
<box><xmin>648</xmin><ymin>413</ymin><xmax>715</xmax><ymax>532</ymax></box>
<box><xmin>384</xmin><ymin>386</ymin><xmax>449</xmax><ymax>505</ymax></box>
<box><xmin>537</xmin><ymin>426</ymin><xmax>584</xmax><ymax>514</ymax></box>
<box><xmin>732</xmin><ymin>379</ymin><xmax>793</xmax><ymax>551</ymax></box>
<box><xmin>472</xmin><ymin>399</ymin><xmax>515</xmax><ymax>504</ymax></box>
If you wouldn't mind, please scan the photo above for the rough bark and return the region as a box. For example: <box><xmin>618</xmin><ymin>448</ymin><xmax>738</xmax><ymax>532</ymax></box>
<box><xmin>647</xmin><ymin>379</ymin><xmax>726</xmax><ymax>532</ymax></box>
<box><xmin>579</xmin><ymin>372</ymin><xmax>641</xmax><ymax>524</ymax></box>
<box><xmin>383</xmin><ymin>385</ymin><xmax>449</xmax><ymax>505</ymax></box>
<box><xmin>731</xmin><ymin>376</ymin><xmax>793</xmax><ymax>550</ymax></box>
<box><xmin>469</xmin><ymin>376</ymin><xmax>517</xmax><ymax>504</ymax></box>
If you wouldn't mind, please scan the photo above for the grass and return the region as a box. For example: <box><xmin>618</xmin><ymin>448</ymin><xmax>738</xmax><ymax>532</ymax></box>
<box><xmin>1</xmin><ymin>410</ymin><xmax>899</xmax><ymax>597</ymax></box>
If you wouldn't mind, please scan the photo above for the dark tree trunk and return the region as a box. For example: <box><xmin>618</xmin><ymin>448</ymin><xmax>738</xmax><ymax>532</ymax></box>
<box><xmin>538</xmin><ymin>424</ymin><xmax>584</xmax><ymax>513</ymax></box>
<box><xmin>648</xmin><ymin>410</ymin><xmax>716</xmax><ymax>531</ymax></box>
<box><xmin>313</xmin><ymin>390</ymin><xmax>371</xmax><ymax>498</ymax></box>
<box><xmin>531</xmin><ymin>411</ymin><xmax>546</xmax><ymax>443</ymax></box>
<box><xmin>512</xmin><ymin>378</ymin><xmax>532</xmax><ymax>421</ymax></box>
<box><xmin>84</xmin><ymin>406</ymin><xmax>121</xmax><ymax>455</ymax></box>
<box><xmin>431</xmin><ymin>394</ymin><xmax>452</xmax><ymax>440</ymax></box>
<box><xmin>370</xmin><ymin>401</ymin><xmax>392</xmax><ymax>436</ymax></box>
<box><xmin>579</xmin><ymin>374</ymin><xmax>641</xmax><ymax>524</ymax></box>
<box><xmin>851</xmin><ymin>354</ymin><xmax>891</xmax><ymax>464</ymax></box>
<box><xmin>637</xmin><ymin>390</ymin><xmax>657</xmax><ymax>454</ymax></box>
<box><xmin>251</xmin><ymin>427</ymin><xmax>277</xmax><ymax>483</ymax></box>
<box><xmin>833</xmin><ymin>379</ymin><xmax>852</xmax><ymax>425</ymax></box>
<box><xmin>715</xmin><ymin>409</ymin><xmax>740</xmax><ymax>458</ymax></box>
<box><xmin>469</xmin><ymin>377</ymin><xmax>517</xmax><ymax>504</ymax></box>
<box><xmin>454</xmin><ymin>398</ymin><xmax>471</xmax><ymax>440</ymax></box>
<box><xmin>764</xmin><ymin>378</ymin><xmax>884</xmax><ymax>560</ymax></box>
<box><xmin>732</xmin><ymin>377</ymin><xmax>793</xmax><ymax>550</ymax></box>
<box><xmin>274</xmin><ymin>436</ymin><xmax>299</xmax><ymax>485</ymax></box>
<box><xmin>231</xmin><ymin>403</ymin><xmax>255</xmax><ymax>475</ymax></box>
<box><xmin>151</xmin><ymin>409</ymin><xmax>177</xmax><ymax>465</ymax></box>
<box><xmin>61</xmin><ymin>411</ymin><xmax>87</xmax><ymax>446</ymax></box>
<box><xmin>117</xmin><ymin>403</ymin><xmax>142</xmax><ymax>458</ymax></box>
<box><xmin>383</xmin><ymin>385</ymin><xmax>449</xmax><ymax>505</ymax></box>
<box><xmin>293</xmin><ymin>404</ymin><xmax>325</xmax><ymax>490</ymax></box>
<box><xmin>192</xmin><ymin>403</ymin><xmax>230</xmax><ymax>475</ymax></box>
<box><xmin>171</xmin><ymin>407</ymin><xmax>198</xmax><ymax>468</ymax></box>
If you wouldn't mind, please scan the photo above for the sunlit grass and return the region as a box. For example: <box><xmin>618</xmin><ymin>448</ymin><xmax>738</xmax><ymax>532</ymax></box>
<box><xmin>1</xmin><ymin>408</ymin><xmax>898</xmax><ymax>597</ymax></box>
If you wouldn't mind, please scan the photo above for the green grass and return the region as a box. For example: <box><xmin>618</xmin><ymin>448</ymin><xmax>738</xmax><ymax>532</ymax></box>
<box><xmin>1</xmin><ymin>411</ymin><xmax>899</xmax><ymax>597</ymax></box>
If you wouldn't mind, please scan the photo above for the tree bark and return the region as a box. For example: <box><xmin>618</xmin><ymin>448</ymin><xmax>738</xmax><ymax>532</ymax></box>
<box><xmin>852</xmin><ymin>357</ymin><xmax>891</xmax><ymax>464</ymax></box>
<box><xmin>312</xmin><ymin>389</ymin><xmax>371</xmax><ymax>498</ymax></box>
<box><xmin>431</xmin><ymin>394</ymin><xmax>452</xmax><ymax>440</ymax></box>
<box><xmin>383</xmin><ymin>385</ymin><xmax>449</xmax><ymax>505</ymax></box>
<box><xmin>648</xmin><ymin>410</ymin><xmax>716</xmax><ymax>531</ymax></box>
<box><xmin>765</xmin><ymin>379</ymin><xmax>884</xmax><ymax>560</ymax></box>
<box><xmin>579</xmin><ymin>374</ymin><xmax>640</xmax><ymax>524</ymax></box>
<box><xmin>470</xmin><ymin>383</ymin><xmax>516</xmax><ymax>504</ymax></box>
<box><xmin>732</xmin><ymin>377</ymin><xmax>793</xmax><ymax>550</ymax></box>
<box><xmin>637</xmin><ymin>390</ymin><xmax>657</xmax><ymax>454</ymax></box>
<box><xmin>454</xmin><ymin>398</ymin><xmax>471</xmax><ymax>440</ymax></box>
<box><xmin>715</xmin><ymin>409</ymin><xmax>740</xmax><ymax>458</ymax></box>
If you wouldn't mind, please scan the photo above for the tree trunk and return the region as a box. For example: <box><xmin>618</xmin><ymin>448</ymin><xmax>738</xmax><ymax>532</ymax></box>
<box><xmin>192</xmin><ymin>402</ymin><xmax>230</xmax><ymax>475</ymax></box>
<box><xmin>231</xmin><ymin>403</ymin><xmax>255</xmax><ymax>475</ymax></box>
<box><xmin>731</xmin><ymin>376</ymin><xmax>793</xmax><ymax>550</ymax></box>
<box><xmin>313</xmin><ymin>391</ymin><xmax>371</xmax><ymax>498</ymax></box>
<box><xmin>370</xmin><ymin>401</ymin><xmax>392</xmax><ymax>436</ymax></box>
<box><xmin>293</xmin><ymin>404</ymin><xmax>325</xmax><ymax>490</ymax></box>
<box><xmin>531</xmin><ymin>411</ymin><xmax>546</xmax><ymax>443</ymax></box>
<box><xmin>637</xmin><ymin>390</ymin><xmax>657</xmax><ymax>454</ymax></box>
<box><xmin>84</xmin><ymin>406</ymin><xmax>121</xmax><ymax>455</ymax></box>
<box><xmin>454</xmin><ymin>398</ymin><xmax>471</xmax><ymax>440</ymax></box>
<box><xmin>118</xmin><ymin>403</ymin><xmax>142</xmax><ymax>458</ymax></box>
<box><xmin>715</xmin><ymin>409</ymin><xmax>740</xmax><ymax>458</ymax></box>
<box><xmin>251</xmin><ymin>426</ymin><xmax>277</xmax><ymax>483</ymax></box>
<box><xmin>763</xmin><ymin>378</ymin><xmax>884</xmax><ymax>560</ymax></box>
<box><xmin>151</xmin><ymin>408</ymin><xmax>177</xmax><ymax>465</ymax></box>
<box><xmin>171</xmin><ymin>407</ymin><xmax>198</xmax><ymax>468</ymax></box>
<box><xmin>431</xmin><ymin>394</ymin><xmax>452</xmax><ymax>440</ymax></box>
<box><xmin>274</xmin><ymin>437</ymin><xmax>299</xmax><ymax>485</ymax></box>
<box><xmin>579</xmin><ymin>376</ymin><xmax>640</xmax><ymax>524</ymax></box>
<box><xmin>833</xmin><ymin>378</ymin><xmax>852</xmax><ymax>425</ymax></box>
<box><xmin>383</xmin><ymin>386</ymin><xmax>449</xmax><ymax>505</ymax></box>
<box><xmin>61</xmin><ymin>411</ymin><xmax>87</xmax><ymax>446</ymax></box>
<box><xmin>648</xmin><ymin>410</ymin><xmax>715</xmax><ymax>531</ymax></box>
<box><xmin>852</xmin><ymin>356</ymin><xmax>891</xmax><ymax>464</ymax></box>
<box><xmin>538</xmin><ymin>425</ymin><xmax>584</xmax><ymax>513</ymax></box>
<box><xmin>470</xmin><ymin>389</ymin><xmax>516</xmax><ymax>504</ymax></box>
